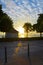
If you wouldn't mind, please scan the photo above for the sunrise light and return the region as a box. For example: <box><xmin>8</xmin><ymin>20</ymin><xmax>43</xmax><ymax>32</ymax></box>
<box><xmin>17</xmin><ymin>26</ymin><xmax>24</xmax><ymax>34</ymax></box>
<box><xmin>17</xmin><ymin>26</ymin><xmax>25</xmax><ymax>38</ymax></box>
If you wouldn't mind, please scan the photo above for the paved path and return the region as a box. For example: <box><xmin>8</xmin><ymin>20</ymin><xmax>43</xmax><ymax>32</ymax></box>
<box><xmin>0</xmin><ymin>53</ymin><xmax>43</xmax><ymax>65</ymax></box>
<box><xmin>0</xmin><ymin>40</ymin><xmax>43</xmax><ymax>65</ymax></box>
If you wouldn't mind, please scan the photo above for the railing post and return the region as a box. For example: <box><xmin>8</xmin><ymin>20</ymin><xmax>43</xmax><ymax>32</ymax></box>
<box><xmin>28</xmin><ymin>43</ymin><xmax>29</xmax><ymax>57</ymax></box>
<box><xmin>5</xmin><ymin>47</ymin><xmax>7</xmax><ymax>63</ymax></box>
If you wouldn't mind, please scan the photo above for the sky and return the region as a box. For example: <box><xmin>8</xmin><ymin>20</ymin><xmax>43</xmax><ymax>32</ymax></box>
<box><xmin>0</xmin><ymin>0</ymin><xmax>43</xmax><ymax>30</ymax></box>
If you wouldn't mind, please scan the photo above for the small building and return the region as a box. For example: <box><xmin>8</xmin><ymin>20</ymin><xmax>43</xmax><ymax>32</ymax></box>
<box><xmin>5</xmin><ymin>28</ymin><xmax>18</xmax><ymax>38</ymax></box>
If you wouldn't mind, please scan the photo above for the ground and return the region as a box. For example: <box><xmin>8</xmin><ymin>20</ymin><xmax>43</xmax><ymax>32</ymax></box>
<box><xmin>0</xmin><ymin>40</ymin><xmax>43</xmax><ymax>65</ymax></box>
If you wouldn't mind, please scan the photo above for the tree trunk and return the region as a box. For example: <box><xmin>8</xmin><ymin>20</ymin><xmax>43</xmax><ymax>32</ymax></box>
<box><xmin>26</xmin><ymin>31</ymin><xmax>28</xmax><ymax>38</ymax></box>
<box><xmin>40</xmin><ymin>32</ymin><xmax>42</xmax><ymax>37</ymax></box>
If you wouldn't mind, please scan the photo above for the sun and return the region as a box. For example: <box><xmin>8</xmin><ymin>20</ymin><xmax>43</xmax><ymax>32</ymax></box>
<box><xmin>17</xmin><ymin>26</ymin><xmax>24</xmax><ymax>33</ymax></box>
<box><xmin>17</xmin><ymin>26</ymin><xmax>25</xmax><ymax>38</ymax></box>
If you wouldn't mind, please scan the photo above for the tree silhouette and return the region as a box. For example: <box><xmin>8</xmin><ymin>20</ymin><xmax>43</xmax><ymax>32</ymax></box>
<box><xmin>0</xmin><ymin>13</ymin><xmax>13</xmax><ymax>32</ymax></box>
<box><xmin>0</xmin><ymin>5</ymin><xmax>3</xmax><ymax>15</ymax></box>
<box><xmin>0</xmin><ymin>5</ymin><xmax>13</xmax><ymax>33</ymax></box>
<box><xmin>33</xmin><ymin>14</ymin><xmax>43</xmax><ymax>37</ymax></box>
<box><xmin>23</xmin><ymin>22</ymin><xmax>32</xmax><ymax>37</ymax></box>
<box><xmin>0</xmin><ymin>5</ymin><xmax>4</xmax><ymax>21</ymax></box>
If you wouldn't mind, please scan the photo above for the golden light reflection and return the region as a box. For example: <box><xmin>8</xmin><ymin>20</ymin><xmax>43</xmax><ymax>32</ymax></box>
<box><xmin>15</xmin><ymin>42</ymin><xmax>22</xmax><ymax>54</ymax></box>
<box><xmin>17</xmin><ymin>42</ymin><xmax>22</xmax><ymax>47</ymax></box>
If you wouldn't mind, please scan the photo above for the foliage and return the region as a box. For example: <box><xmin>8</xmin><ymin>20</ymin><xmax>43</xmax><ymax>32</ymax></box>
<box><xmin>33</xmin><ymin>14</ymin><xmax>43</xmax><ymax>37</ymax></box>
<box><xmin>0</xmin><ymin>5</ymin><xmax>4</xmax><ymax>20</ymax></box>
<box><xmin>23</xmin><ymin>22</ymin><xmax>32</xmax><ymax>37</ymax></box>
<box><xmin>37</xmin><ymin>14</ymin><xmax>43</xmax><ymax>32</ymax></box>
<box><xmin>0</xmin><ymin>5</ymin><xmax>3</xmax><ymax>15</ymax></box>
<box><xmin>23</xmin><ymin>23</ymin><xmax>32</xmax><ymax>32</ymax></box>
<box><xmin>0</xmin><ymin>5</ymin><xmax>13</xmax><ymax>32</ymax></box>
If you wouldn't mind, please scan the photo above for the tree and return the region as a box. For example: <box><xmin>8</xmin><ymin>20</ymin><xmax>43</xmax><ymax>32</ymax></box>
<box><xmin>0</xmin><ymin>5</ymin><xmax>4</xmax><ymax>21</ymax></box>
<box><xmin>0</xmin><ymin>5</ymin><xmax>3</xmax><ymax>16</ymax></box>
<box><xmin>23</xmin><ymin>22</ymin><xmax>32</xmax><ymax>37</ymax></box>
<box><xmin>0</xmin><ymin>13</ymin><xmax>13</xmax><ymax>32</ymax></box>
<box><xmin>0</xmin><ymin>5</ymin><xmax>13</xmax><ymax>33</ymax></box>
<box><xmin>0</xmin><ymin>5</ymin><xmax>13</xmax><ymax>63</ymax></box>
<box><xmin>33</xmin><ymin>14</ymin><xmax>43</xmax><ymax>37</ymax></box>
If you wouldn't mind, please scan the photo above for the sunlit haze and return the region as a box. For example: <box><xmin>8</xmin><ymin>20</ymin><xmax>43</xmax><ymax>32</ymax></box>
<box><xmin>17</xmin><ymin>26</ymin><xmax>24</xmax><ymax>33</ymax></box>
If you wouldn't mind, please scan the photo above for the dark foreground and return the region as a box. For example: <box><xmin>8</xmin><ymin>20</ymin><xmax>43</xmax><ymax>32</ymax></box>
<box><xmin>0</xmin><ymin>51</ymin><xmax>43</xmax><ymax>65</ymax></box>
<box><xmin>0</xmin><ymin>39</ymin><xmax>43</xmax><ymax>65</ymax></box>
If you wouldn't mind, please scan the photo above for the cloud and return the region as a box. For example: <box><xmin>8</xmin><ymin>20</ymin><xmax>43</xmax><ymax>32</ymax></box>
<box><xmin>0</xmin><ymin>0</ymin><xmax>43</xmax><ymax>28</ymax></box>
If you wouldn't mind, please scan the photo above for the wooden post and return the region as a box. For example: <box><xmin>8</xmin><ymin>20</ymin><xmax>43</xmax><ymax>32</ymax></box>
<box><xmin>5</xmin><ymin>47</ymin><xmax>7</xmax><ymax>63</ymax></box>
<box><xmin>28</xmin><ymin>43</ymin><xmax>29</xmax><ymax>57</ymax></box>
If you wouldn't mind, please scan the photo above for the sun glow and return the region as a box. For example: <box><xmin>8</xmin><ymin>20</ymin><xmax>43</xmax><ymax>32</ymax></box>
<box><xmin>17</xmin><ymin>26</ymin><xmax>39</xmax><ymax>38</ymax></box>
<box><xmin>17</xmin><ymin>26</ymin><xmax>24</xmax><ymax>34</ymax></box>
<box><xmin>17</xmin><ymin>26</ymin><xmax>25</xmax><ymax>38</ymax></box>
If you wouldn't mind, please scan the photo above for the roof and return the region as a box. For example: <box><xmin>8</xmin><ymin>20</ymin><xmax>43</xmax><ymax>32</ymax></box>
<box><xmin>11</xmin><ymin>28</ymin><xmax>18</xmax><ymax>33</ymax></box>
<box><xmin>6</xmin><ymin>28</ymin><xmax>18</xmax><ymax>33</ymax></box>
